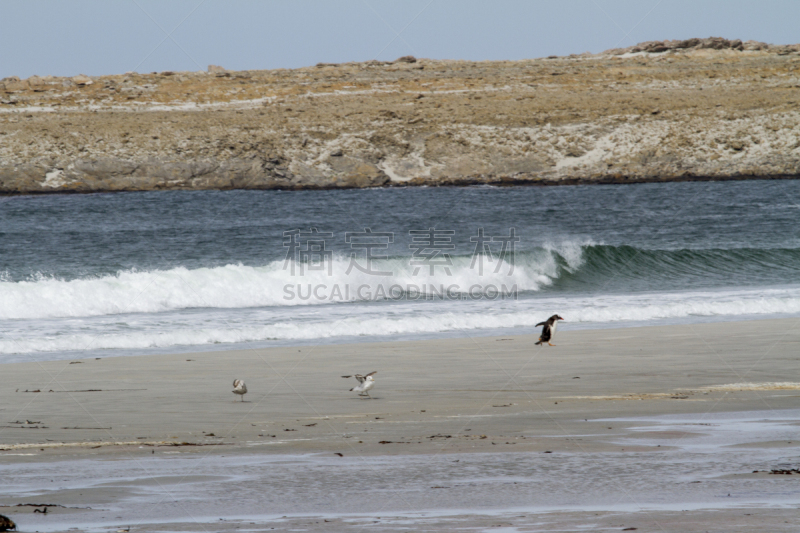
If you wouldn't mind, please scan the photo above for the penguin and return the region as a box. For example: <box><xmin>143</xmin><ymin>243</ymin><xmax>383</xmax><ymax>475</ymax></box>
<box><xmin>535</xmin><ymin>315</ymin><xmax>564</xmax><ymax>346</ymax></box>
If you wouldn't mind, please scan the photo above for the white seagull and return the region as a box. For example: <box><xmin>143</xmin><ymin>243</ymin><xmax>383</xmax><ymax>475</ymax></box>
<box><xmin>349</xmin><ymin>371</ymin><xmax>377</xmax><ymax>399</ymax></box>
<box><xmin>232</xmin><ymin>379</ymin><xmax>247</xmax><ymax>401</ymax></box>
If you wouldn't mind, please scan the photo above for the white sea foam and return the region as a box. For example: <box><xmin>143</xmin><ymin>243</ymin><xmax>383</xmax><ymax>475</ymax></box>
<box><xmin>3</xmin><ymin>237</ymin><xmax>800</xmax><ymax>358</ymax></box>
<box><xmin>0</xmin><ymin>247</ymin><xmax>581</xmax><ymax>320</ymax></box>
<box><xmin>2</xmin><ymin>285</ymin><xmax>800</xmax><ymax>356</ymax></box>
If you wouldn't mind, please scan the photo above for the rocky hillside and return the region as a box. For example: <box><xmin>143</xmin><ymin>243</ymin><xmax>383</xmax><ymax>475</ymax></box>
<box><xmin>1</xmin><ymin>38</ymin><xmax>799</xmax><ymax>193</ymax></box>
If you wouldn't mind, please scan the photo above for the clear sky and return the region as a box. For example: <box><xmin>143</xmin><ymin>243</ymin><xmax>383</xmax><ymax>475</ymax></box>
<box><xmin>1</xmin><ymin>0</ymin><xmax>798</xmax><ymax>79</ymax></box>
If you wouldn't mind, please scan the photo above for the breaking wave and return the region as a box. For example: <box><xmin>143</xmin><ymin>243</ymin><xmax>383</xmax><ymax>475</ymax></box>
<box><xmin>2</xmin><ymin>242</ymin><xmax>800</xmax><ymax>321</ymax></box>
<box><xmin>0</xmin><ymin>241</ymin><xmax>587</xmax><ymax>319</ymax></box>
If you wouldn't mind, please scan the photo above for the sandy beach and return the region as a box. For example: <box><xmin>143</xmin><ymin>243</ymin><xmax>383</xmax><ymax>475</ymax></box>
<box><xmin>5</xmin><ymin>4</ymin><xmax>800</xmax><ymax>533</ymax></box>
<box><xmin>2</xmin><ymin>318</ymin><xmax>800</xmax><ymax>531</ymax></box>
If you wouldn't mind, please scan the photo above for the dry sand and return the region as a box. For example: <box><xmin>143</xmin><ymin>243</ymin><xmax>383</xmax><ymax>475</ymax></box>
<box><xmin>2</xmin><ymin>318</ymin><xmax>799</xmax><ymax>454</ymax></box>
<box><xmin>1</xmin><ymin>318</ymin><xmax>800</xmax><ymax>531</ymax></box>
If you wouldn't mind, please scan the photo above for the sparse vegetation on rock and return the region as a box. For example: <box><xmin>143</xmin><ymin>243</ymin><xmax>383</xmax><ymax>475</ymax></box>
<box><xmin>1</xmin><ymin>40</ymin><xmax>799</xmax><ymax>193</ymax></box>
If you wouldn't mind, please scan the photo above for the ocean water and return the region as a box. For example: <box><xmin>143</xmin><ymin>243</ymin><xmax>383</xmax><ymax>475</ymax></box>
<box><xmin>1</xmin><ymin>180</ymin><xmax>799</xmax><ymax>362</ymax></box>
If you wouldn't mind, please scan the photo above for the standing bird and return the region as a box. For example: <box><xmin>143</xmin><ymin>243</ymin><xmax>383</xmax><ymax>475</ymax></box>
<box><xmin>535</xmin><ymin>315</ymin><xmax>564</xmax><ymax>346</ymax></box>
<box><xmin>232</xmin><ymin>379</ymin><xmax>247</xmax><ymax>401</ymax></box>
<box><xmin>349</xmin><ymin>371</ymin><xmax>377</xmax><ymax>399</ymax></box>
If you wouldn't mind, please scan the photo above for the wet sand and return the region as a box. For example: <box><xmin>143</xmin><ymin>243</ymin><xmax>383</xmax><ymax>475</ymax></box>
<box><xmin>2</xmin><ymin>318</ymin><xmax>800</xmax><ymax>531</ymax></box>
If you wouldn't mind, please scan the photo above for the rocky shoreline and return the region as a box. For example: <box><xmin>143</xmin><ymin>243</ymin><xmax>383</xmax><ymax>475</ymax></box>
<box><xmin>1</xmin><ymin>38</ymin><xmax>799</xmax><ymax>194</ymax></box>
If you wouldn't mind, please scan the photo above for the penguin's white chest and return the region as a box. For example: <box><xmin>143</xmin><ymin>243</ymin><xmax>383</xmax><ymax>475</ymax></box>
<box><xmin>550</xmin><ymin>321</ymin><xmax>557</xmax><ymax>336</ymax></box>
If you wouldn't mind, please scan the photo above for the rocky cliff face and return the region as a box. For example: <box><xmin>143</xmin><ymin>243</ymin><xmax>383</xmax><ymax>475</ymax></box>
<box><xmin>1</xmin><ymin>38</ymin><xmax>799</xmax><ymax>193</ymax></box>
